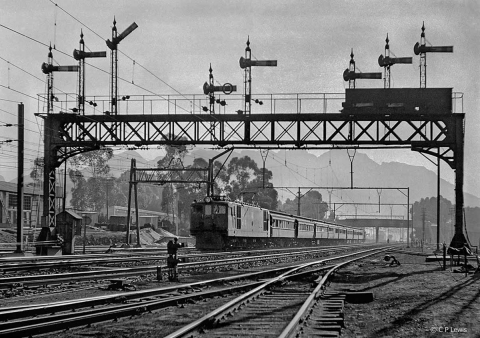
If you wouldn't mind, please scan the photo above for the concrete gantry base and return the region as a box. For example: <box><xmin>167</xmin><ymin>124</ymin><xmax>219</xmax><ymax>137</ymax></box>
<box><xmin>448</xmin><ymin>233</ymin><xmax>471</xmax><ymax>255</ymax></box>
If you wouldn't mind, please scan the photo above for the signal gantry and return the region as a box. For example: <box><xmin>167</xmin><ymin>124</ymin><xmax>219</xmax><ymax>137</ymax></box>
<box><xmin>36</xmin><ymin>21</ymin><xmax>467</xmax><ymax>252</ymax></box>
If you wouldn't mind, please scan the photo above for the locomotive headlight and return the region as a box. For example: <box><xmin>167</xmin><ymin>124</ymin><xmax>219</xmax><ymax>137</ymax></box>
<box><xmin>204</xmin><ymin>197</ymin><xmax>212</xmax><ymax>203</ymax></box>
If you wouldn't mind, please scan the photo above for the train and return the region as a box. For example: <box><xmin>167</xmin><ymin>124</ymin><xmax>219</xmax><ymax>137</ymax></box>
<box><xmin>190</xmin><ymin>196</ymin><xmax>365</xmax><ymax>250</ymax></box>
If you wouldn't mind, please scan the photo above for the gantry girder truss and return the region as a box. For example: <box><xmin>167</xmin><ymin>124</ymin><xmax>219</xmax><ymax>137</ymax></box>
<box><xmin>47</xmin><ymin>112</ymin><xmax>462</xmax><ymax>168</ymax></box>
<box><xmin>42</xmin><ymin>110</ymin><xmax>466</xmax><ymax>248</ymax></box>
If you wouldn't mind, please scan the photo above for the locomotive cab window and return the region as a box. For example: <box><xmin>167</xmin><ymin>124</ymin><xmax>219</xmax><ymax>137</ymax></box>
<box><xmin>192</xmin><ymin>205</ymin><xmax>203</xmax><ymax>214</ymax></box>
<box><xmin>205</xmin><ymin>205</ymin><xmax>212</xmax><ymax>216</ymax></box>
<box><xmin>213</xmin><ymin>204</ymin><xmax>226</xmax><ymax>214</ymax></box>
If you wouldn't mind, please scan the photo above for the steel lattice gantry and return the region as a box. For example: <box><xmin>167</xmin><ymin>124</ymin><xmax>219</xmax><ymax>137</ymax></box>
<box><xmin>42</xmin><ymin>107</ymin><xmax>466</xmax><ymax>248</ymax></box>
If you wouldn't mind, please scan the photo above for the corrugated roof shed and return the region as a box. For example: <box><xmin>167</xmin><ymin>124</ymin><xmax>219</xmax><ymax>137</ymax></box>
<box><xmin>0</xmin><ymin>181</ymin><xmax>42</xmax><ymax>195</ymax></box>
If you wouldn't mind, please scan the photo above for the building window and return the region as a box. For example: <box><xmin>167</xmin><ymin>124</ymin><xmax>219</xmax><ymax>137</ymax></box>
<box><xmin>24</xmin><ymin>196</ymin><xmax>31</xmax><ymax>210</ymax></box>
<box><xmin>8</xmin><ymin>194</ymin><xmax>17</xmax><ymax>208</ymax></box>
<box><xmin>7</xmin><ymin>195</ymin><xmax>32</xmax><ymax>210</ymax></box>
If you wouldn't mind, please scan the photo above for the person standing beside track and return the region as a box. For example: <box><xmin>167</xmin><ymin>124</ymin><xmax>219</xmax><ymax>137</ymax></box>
<box><xmin>167</xmin><ymin>238</ymin><xmax>182</xmax><ymax>282</ymax></box>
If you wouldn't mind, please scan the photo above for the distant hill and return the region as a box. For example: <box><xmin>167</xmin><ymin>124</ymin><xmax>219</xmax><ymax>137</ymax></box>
<box><xmin>170</xmin><ymin>148</ymin><xmax>480</xmax><ymax>210</ymax></box>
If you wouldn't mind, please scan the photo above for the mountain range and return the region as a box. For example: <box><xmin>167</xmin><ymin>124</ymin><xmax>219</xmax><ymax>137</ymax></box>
<box><xmin>5</xmin><ymin>148</ymin><xmax>479</xmax><ymax>216</ymax></box>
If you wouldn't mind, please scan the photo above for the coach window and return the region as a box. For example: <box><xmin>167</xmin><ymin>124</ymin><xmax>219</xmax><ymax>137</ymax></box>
<box><xmin>236</xmin><ymin>205</ymin><xmax>242</xmax><ymax>229</ymax></box>
<box><xmin>263</xmin><ymin>211</ymin><xmax>268</xmax><ymax>231</ymax></box>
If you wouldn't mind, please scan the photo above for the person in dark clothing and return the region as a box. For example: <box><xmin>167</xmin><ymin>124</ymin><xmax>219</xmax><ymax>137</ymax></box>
<box><xmin>167</xmin><ymin>238</ymin><xmax>182</xmax><ymax>258</ymax></box>
<box><xmin>167</xmin><ymin>238</ymin><xmax>182</xmax><ymax>281</ymax></box>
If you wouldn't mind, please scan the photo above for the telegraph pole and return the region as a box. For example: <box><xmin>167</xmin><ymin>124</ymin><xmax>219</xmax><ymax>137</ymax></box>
<box><xmin>422</xmin><ymin>207</ymin><xmax>426</xmax><ymax>244</ymax></box>
<box><xmin>15</xmin><ymin>103</ymin><xmax>24</xmax><ymax>253</ymax></box>
<box><xmin>436</xmin><ymin>151</ymin><xmax>441</xmax><ymax>251</ymax></box>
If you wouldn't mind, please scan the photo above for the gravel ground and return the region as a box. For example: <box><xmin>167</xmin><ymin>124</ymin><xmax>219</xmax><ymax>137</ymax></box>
<box><xmin>335</xmin><ymin>248</ymin><xmax>480</xmax><ymax>338</ymax></box>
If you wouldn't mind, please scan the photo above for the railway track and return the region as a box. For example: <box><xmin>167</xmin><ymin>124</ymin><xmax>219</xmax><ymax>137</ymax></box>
<box><xmin>166</xmin><ymin>247</ymin><xmax>387</xmax><ymax>338</ymax></box>
<box><xmin>0</xmin><ymin>244</ymin><xmax>386</xmax><ymax>292</ymax></box>
<box><xmin>0</xmin><ymin>243</ymin><xmax>378</xmax><ymax>274</ymax></box>
<box><xmin>0</xmin><ymin>245</ymin><xmax>393</xmax><ymax>337</ymax></box>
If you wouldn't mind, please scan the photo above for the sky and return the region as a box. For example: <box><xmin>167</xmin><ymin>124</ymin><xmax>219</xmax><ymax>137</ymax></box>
<box><xmin>0</xmin><ymin>0</ymin><xmax>479</xmax><ymax>198</ymax></box>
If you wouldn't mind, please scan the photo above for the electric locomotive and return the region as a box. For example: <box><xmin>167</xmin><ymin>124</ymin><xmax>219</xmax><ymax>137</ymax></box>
<box><xmin>190</xmin><ymin>196</ymin><xmax>365</xmax><ymax>250</ymax></box>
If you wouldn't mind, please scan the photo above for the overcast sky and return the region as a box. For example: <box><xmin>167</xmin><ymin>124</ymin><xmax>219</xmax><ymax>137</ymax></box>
<box><xmin>0</xmin><ymin>1</ymin><xmax>479</xmax><ymax>197</ymax></box>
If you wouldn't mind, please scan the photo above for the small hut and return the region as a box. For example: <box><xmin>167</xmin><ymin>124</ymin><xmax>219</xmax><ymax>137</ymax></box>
<box><xmin>56</xmin><ymin>210</ymin><xmax>82</xmax><ymax>254</ymax></box>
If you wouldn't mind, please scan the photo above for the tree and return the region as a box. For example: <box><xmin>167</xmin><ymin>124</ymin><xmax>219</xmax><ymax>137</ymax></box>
<box><xmin>156</xmin><ymin>138</ymin><xmax>188</xmax><ymax>171</ymax></box>
<box><xmin>69</xmin><ymin>149</ymin><xmax>114</xmax><ymax>211</ymax></box>
<box><xmin>280</xmin><ymin>190</ymin><xmax>328</xmax><ymax>220</ymax></box>
<box><xmin>214</xmin><ymin>155</ymin><xmax>279</xmax><ymax>210</ymax></box>
<box><xmin>70</xmin><ymin>148</ymin><xmax>113</xmax><ymax>178</ymax></box>
<box><xmin>115</xmin><ymin>170</ymin><xmax>163</xmax><ymax>212</ymax></box>
<box><xmin>69</xmin><ymin>169</ymin><xmax>89</xmax><ymax>210</ymax></box>
<box><xmin>411</xmin><ymin>196</ymin><xmax>454</xmax><ymax>243</ymax></box>
<box><xmin>156</xmin><ymin>139</ymin><xmax>190</xmax><ymax>214</ymax></box>
<box><xmin>30</xmin><ymin>157</ymin><xmax>44</xmax><ymax>187</ymax></box>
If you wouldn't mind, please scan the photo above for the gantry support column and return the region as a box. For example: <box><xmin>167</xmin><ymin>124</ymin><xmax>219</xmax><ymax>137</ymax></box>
<box><xmin>38</xmin><ymin>115</ymin><xmax>59</xmax><ymax>254</ymax></box>
<box><xmin>449</xmin><ymin>115</ymin><xmax>466</xmax><ymax>251</ymax></box>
